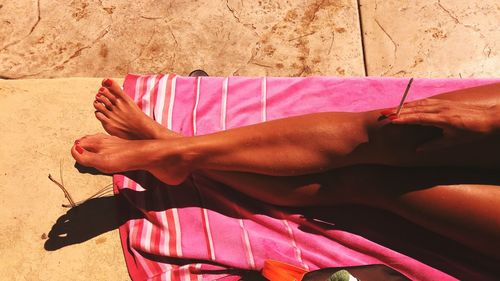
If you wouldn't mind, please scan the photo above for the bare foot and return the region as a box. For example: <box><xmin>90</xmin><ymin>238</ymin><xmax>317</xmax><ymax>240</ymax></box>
<box><xmin>71</xmin><ymin>133</ymin><xmax>190</xmax><ymax>185</ymax></box>
<box><xmin>93</xmin><ymin>78</ymin><xmax>175</xmax><ymax>140</ymax></box>
<box><xmin>77</xmin><ymin>78</ymin><xmax>189</xmax><ymax>185</ymax></box>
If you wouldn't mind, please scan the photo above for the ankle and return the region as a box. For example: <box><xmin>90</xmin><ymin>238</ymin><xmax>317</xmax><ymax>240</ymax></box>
<box><xmin>148</xmin><ymin>124</ymin><xmax>168</xmax><ymax>139</ymax></box>
<box><xmin>156</xmin><ymin>137</ymin><xmax>198</xmax><ymax>172</ymax></box>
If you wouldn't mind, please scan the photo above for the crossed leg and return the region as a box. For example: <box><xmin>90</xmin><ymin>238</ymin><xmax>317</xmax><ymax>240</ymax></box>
<box><xmin>78</xmin><ymin>78</ymin><xmax>500</xmax><ymax>259</ymax></box>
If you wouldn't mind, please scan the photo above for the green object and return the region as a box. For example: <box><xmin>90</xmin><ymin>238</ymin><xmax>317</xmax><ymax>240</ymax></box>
<box><xmin>326</xmin><ymin>269</ymin><xmax>356</xmax><ymax>281</ymax></box>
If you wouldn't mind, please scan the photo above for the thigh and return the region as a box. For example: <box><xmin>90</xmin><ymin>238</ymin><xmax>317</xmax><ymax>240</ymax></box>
<box><xmin>315</xmin><ymin>165</ymin><xmax>500</xmax><ymax>258</ymax></box>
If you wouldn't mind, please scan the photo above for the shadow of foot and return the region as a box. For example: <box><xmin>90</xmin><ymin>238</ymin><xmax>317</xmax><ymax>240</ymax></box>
<box><xmin>44</xmin><ymin>194</ymin><xmax>141</xmax><ymax>251</ymax></box>
<box><xmin>73</xmin><ymin>162</ymin><xmax>109</xmax><ymax>176</ymax></box>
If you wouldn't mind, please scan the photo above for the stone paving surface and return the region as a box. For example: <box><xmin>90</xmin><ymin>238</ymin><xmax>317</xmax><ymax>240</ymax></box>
<box><xmin>0</xmin><ymin>78</ymin><xmax>129</xmax><ymax>280</ymax></box>
<box><xmin>361</xmin><ymin>0</ymin><xmax>499</xmax><ymax>77</ymax></box>
<box><xmin>0</xmin><ymin>0</ymin><xmax>364</xmax><ymax>78</ymax></box>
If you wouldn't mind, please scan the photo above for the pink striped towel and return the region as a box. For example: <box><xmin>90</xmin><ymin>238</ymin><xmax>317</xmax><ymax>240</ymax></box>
<box><xmin>113</xmin><ymin>75</ymin><xmax>499</xmax><ymax>281</ymax></box>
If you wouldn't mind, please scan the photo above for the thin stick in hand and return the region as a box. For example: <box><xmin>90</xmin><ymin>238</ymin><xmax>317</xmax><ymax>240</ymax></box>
<box><xmin>395</xmin><ymin>78</ymin><xmax>414</xmax><ymax>117</ymax></box>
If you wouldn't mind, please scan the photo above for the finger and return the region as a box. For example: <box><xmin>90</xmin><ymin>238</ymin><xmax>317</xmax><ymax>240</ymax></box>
<box><xmin>398</xmin><ymin>104</ymin><xmax>444</xmax><ymax>115</ymax></box>
<box><xmin>391</xmin><ymin>113</ymin><xmax>450</xmax><ymax>127</ymax></box>
<box><xmin>402</xmin><ymin>98</ymin><xmax>443</xmax><ymax>109</ymax></box>
<box><xmin>380</xmin><ymin>99</ymin><xmax>443</xmax><ymax>116</ymax></box>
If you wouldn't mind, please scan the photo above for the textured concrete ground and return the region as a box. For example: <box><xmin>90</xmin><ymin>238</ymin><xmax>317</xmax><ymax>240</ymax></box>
<box><xmin>0</xmin><ymin>0</ymin><xmax>498</xmax><ymax>280</ymax></box>
<box><xmin>0</xmin><ymin>78</ymin><xmax>128</xmax><ymax>281</ymax></box>
<box><xmin>360</xmin><ymin>0</ymin><xmax>499</xmax><ymax>77</ymax></box>
<box><xmin>0</xmin><ymin>0</ymin><xmax>364</xmax><ymax>78</ymax></box>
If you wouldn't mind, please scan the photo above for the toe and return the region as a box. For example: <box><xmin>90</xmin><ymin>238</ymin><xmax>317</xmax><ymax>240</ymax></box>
<box><xmin>77</xmin><ymin>135</ymin><xmax>97</xmax><ymax>152</ymax></box>
<box><xmin>102</xmin><ymin>78</ymin><xmax>129</xmax><ymax>100</ymax></box>
<box><xmin>71</xmin><ymin>143</ymin><xmax>96</xmax><ymax>167</ymax></box>
<box><xmin>93</xmin><ymin>100</ymin><xmax>111</xmax><ymax>116</ymax></box>
<box><xmin>96</xmin><ymin>91</ymin><xmax>114</xmax><ymax>108</ymax></box>
<box><xmin>95</xmin><ymin>111</ymin><xmax>117</xmax><ymax>136</ymax></box>
<box><xmin>77</xmin><ymin>133</ymin><xmax>110</xmax><ymax>152</ymax></box>
<box><xmin>71</xmin><ymin>143</ymin><xmax>110</xmax><ymax>172</ymax></box>
<box><xmin>95</xmin><ymin>111</ymin><xmax>109</xmax><ymax>123</ymax></box>
<box><xmin>98</xmin><ymin>87</ymin><xmax>117</xmax><ymax>104</ymax></box>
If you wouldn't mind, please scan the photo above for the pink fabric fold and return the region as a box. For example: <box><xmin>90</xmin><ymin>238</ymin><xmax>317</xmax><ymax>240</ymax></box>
<box><xmin>114</xmin><ymin>75</ymin><xmax>499</xmax><ymax>281</ymax></box>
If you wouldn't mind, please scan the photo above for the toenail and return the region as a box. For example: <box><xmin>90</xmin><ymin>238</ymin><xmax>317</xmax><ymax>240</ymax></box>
<box><xmin>103</xmin><ymin>79</ymin><xmax>112</xmax><ymax>87</ymax></box>
<box><xmin>75</xmin><ymin>145</ymin><xmax>84</xmax><ymax>154</ymax></box>
<box><xmin>99</xmin><ymin>87</ymin><xmax>105</xmax><ymax>92</ymax></box>
<box><xmin>74</xmin><ymin>140</ymin><xmax>80</xmax><ymax>145</ymax></box>
<box><xmin>96</xmin><ymin>93</ymin><xmax>101</xmax><ymax>98</ymax></box>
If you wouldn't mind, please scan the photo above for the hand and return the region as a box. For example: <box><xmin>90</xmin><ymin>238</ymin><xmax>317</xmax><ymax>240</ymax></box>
<box><xmin>381</xmin><ymin>99</ymin><xmax>499</xmax><ymax>151</ymax></box>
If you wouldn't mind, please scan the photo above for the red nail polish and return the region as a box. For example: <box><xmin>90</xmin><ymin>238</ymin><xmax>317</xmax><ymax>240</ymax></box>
<box><xmin>389</xmin><ymin>115</ymin><xmax>398</xmax><ymax>120</ymax></box>
<box><xmin>74</xmin><ymin>140</ymin><xmax>80</xmax><ymax>145</ymax></box>
<box><xmin>380</xmin><ymin>109</ymin><xmax>394</xmax><ymax>116</ymax></box>
<box><xmin>99</xmin><ymin>87</ymin><xmax>105</xmax><ymax>92</ymax></box>
<box><xmin>75</xmin><ymin>145</ymin><xmax>84</xmax><ymax>154</ymax></box>
<box><xmin>103</xmin><ymin>79</ymin><xmax>112</xmax><ymax>87</ymax></box>
<box><xmin>96</xmin><ymin>93</ymin><xmax>101</xmax><ymax>98</ymax></box>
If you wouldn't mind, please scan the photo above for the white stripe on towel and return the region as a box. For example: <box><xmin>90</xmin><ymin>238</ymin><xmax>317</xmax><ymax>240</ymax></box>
<box><xmin>167</xmin><ymin>75</ymin><xmax>177</xmax><ymax>130</ymax></box>
<box><xmin>155</xmin><ymin>75</ymin><xmax>168</xmax><ymax>124</ymax></box>
<box><xmin>282</xmin><ymin>218</ymin><xmax>308</xmax><ymax>270</ymax></box>
<box><xmin>142</xmin><ymin>75</ymin><xmax>156</xmax><ymax>116</ymax></box>
<box><xmin>221</xmin><ymin>77</ymin><xmax>228</xmax><ymax>130</ymax></box>
<box><xmin>261</xmin><ymin>77</ymin><xmax>267</xmax><ymax>122</ymax></box>
<box><xmin>193</xmin><ymin>77</ymin><xmax>201</xmax><ymax>136</ymax></box>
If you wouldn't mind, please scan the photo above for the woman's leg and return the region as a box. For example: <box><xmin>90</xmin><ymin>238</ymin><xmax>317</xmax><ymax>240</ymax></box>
<box><xmin>203</xmin><ymin>166</ymin><xmax>500</xmax><ymax>260</ymax></box>
<box><xmin>77</xmin><ymin>81</ymin><xmax>500</xmax><ymax>185</ymax></box>
<box><xmin>87</xmin><ymin>79</ymin><xmax>500</xmax><ymax>258</ymax></box>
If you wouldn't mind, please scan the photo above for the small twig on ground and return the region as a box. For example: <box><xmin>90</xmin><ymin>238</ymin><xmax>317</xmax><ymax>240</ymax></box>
<box><xmin>61</xmin><ymin>184</ymin><xmax>113</xmax><ymax>208</ymax></box>
<box><xmin>48</xmin><ymin>174</ymin><xmax>76</xmax><ymax>207</ymax></box>
<box><xmin>49</xmin><ymin>160</ymin><xmax>114</xmax><ymax>208</ymax></box>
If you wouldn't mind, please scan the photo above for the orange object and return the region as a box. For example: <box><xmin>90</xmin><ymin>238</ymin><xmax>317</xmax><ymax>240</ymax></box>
<box><xmin>262</xmin><ymin>260</ymin><xmax>309</xmax><ymax>281</ymax></box>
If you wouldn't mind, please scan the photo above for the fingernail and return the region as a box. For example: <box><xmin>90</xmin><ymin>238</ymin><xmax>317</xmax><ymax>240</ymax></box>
<box><xmin>103</xmin><ymin>79</ymin><xmax>112</xmax><ymax>87</ymax></box>
<box><xmin>389</xmin><ymin>115</ymin><xmax>398</xmax><ymax>120</ymax></box>
<box><xmin>99</xmin><ymin>87</ymin><xmax>105</xmax><ymax>92</ymax></box>
<box><xmin>75</xmin><ymin>145</ymin><xmax>84</xmax><ymax>154</ymax></box>
<box><xmin>380</xmin><ymin>109</ymin><xmax>394</xmax><ymax>116</ymax></box>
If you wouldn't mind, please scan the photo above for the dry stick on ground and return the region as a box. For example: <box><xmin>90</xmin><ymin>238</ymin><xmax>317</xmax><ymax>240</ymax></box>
<box><xmin>48</xmin><ymin>174</ymin><xmax>76</xmax><ymax>207</ymax></box>
<box><xmin>61</xmin><ymin>184</ymin><xmax>113</xmax><ymax>208</ymax></box>
<box><xmin>48</xmin><ymin>160</ymin><xmax>114</xmax><ymax>208</ymax></box>
<box><xmin>60</xmin><ymin>159</ymin><xmax>64</xmax><ymax>188</ymax></box>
